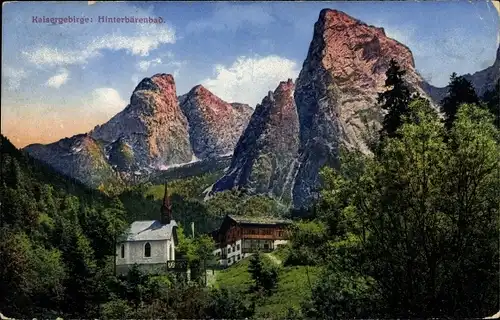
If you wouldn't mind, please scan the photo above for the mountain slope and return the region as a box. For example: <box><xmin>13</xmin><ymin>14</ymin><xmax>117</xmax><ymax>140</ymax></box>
<box><xmin>210</xmin><ymin>79</ymin><xmax>300</xmax><ymax>203</ymax></box>
<box><xmin>91</xmin><ymin>73</ymin><xmax>193</xmax><ymax>171</ymax></box>
<box><xmin>23</xmin><ymin>133</ymin><xmax>123</xmax><ymax>190</ymax></box>
<box><xmin>423</xmin><ymin>45</ymin><xmax>500</xmax><ymax>103</ymax></box>
<box><xmin>178</xmin><ymin>85</ymin><xmax>252</xmax><ymax>160</ymax></box>
<box><xmin>291</xmin><ymin>9</ymin><xmax>432</xmax><ymax>208</ymax></box>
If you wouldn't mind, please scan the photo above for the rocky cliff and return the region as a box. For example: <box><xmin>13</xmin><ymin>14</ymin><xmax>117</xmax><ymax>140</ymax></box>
<box><xmin>210</xmin><ymin>79</ymin><xmax>300</xmax><ymax>203</ymax></box>
<box><xmin>292</xmin><ymin>9</ymin><xmax>431</xmax><ymax>208</ymax></box>
<box><xmin>91</xmin><ymin>74</ymin><xmax>193</xmax><ymax>171</ymax></box>
<box><xmin>178</xmin><ymin>85</ymin><xmax>252</xmax><ymax>160</ymax></box>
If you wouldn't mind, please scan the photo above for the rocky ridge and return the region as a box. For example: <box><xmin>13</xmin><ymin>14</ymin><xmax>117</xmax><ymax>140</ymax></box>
<box><xmin>210</xmin><ymin>79</ymin><xmax>300</xmax><ymax>203</ymax></box>
<box><xmin>178</xmin><ymin>85</ymin><xmax>252</xmax><ymax>160</ymax></box>
<box><xmin>291</xmin><ymin>9</ymin><xmax>433</xmax><ymax>208</ymax></box>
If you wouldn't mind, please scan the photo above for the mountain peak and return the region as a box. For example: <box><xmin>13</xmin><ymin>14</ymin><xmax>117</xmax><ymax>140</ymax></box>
<box><xmin>134</xmin><ymin>73</ymin><xmax>176</xmax><ymax>93</ymax></box>
<box><xmin>312</xmin><ymin>8</ymin><xmax>415</xmax><ymax>75</ymax></box>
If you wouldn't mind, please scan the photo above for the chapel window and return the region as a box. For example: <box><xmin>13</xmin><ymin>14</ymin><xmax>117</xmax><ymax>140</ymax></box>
<box><xmin>144</xmin><ymin>242</ymin><xmax>151</xmax><ymax>257</ymax></box>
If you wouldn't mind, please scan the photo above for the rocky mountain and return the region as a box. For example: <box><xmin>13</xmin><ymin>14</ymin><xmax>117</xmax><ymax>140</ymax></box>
<box><xmin>291</xmin><ymin>9</ymin><xmax>432</xmax><ymax>208</ymax></box>
<box><xmin>210</xmin><ymin>79</ymin><xmax>300</xmax><ymax>203</ymax></box>
<box><xmin>23</xmin><ymin>74</ymin><xmax>250</xmax><ymax>188</ymax></box>
<box><xmin>178</xmin><ymin>85</ymin><xmax>252</xmax><ymax>160</ymax></box>
<box><xmin>423</xmin><ymin>45</ymin><xmax>500</xmax><ymax>103</ymax></box>
<box><xmin>23</xmin><ymin>133</ymin><xmax>123</xmax><ymax>189</ymax></box>
<box><xmin>91</xmin><ymin>74</ymin><xmax>193</xmax><ymax>172</ymax></box>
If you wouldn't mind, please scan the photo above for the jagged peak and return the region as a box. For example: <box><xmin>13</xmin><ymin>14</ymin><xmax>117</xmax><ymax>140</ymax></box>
<box><xmin>133</xmin><ymin>73</ymin><xmax>176</xmax><ymax>93</ymax></box>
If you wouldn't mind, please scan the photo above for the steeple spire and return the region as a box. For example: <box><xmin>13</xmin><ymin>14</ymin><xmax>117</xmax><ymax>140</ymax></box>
<box><xmin>161</xmin><ymin>181</ymin><xmax>172</xmax><ymax>225</ymax></box>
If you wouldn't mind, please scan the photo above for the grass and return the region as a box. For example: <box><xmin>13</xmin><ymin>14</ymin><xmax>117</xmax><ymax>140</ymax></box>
<box><xmin>212</xmin><ymin>253</ymin><xmax>321</xmax><ymax>318</ymax></box>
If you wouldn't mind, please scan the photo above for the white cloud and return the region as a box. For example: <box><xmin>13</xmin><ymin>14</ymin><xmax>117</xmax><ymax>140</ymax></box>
<box><xmin>45</xmin><ymin>68</ymin><xmax>70</xmax><ymax>88</ymax></box>
<box><xmin>201</xmin><ymin>55</ymin><xmax>299</xmax><ymax>107</ymax></box>
<box><xmin>134</xmin><ymin>53</ymin><xmax>186</xmax><ymax>82</ymax></box>
<box><xmin>22</xmin><ymin>24</ymin><xmax>176</xmax><ymax>67</ymax></box>
<box><xmin>186</xmin><ymin>4</ymin><xmax>274</xmax><ymax>34</ymax></box>
<box><xmin>137</xmin><ymin>58</ymin><xmax>163</xmax><ymax>72</ymax></box>
<box><xmin>82</xmin><ymin>88</ymin><xmax>128</xmax><ymax>118</ymax></box>
<box><xmin>3</xmin><ymin>66</ymin><xmax>30</xmax><ymax>90</ymax></box>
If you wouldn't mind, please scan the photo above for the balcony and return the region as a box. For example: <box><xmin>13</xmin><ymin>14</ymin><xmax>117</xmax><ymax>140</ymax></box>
<box><xmin>242</xmin><ymin>247</ymin><xmax>273</xmax><ymax>254</ymax></box>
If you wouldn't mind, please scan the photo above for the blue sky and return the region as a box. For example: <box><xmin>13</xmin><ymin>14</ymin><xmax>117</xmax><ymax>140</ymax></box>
<box><xmin>2</xmin><ymin>1</ymin><xmax>499</xmax><ymax>147</ymax></box>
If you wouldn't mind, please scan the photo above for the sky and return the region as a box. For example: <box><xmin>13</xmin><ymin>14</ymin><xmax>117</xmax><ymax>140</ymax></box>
<box><xmin>2</xmin><ymin>1</ymin><xmax>499</xmax><ymax>148</ymax></box>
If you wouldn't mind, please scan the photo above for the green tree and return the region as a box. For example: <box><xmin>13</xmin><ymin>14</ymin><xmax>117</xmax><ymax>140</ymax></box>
<box><xmin>377</xmin><ymin>59</ymin><xmax>413</xmax><ymax>138</ymax></box>
<box><xmin>481</xmin><ymin>78</ymin><xmax>500</xmax><ymax>129</ymax></box>
<box><xmin>441</xmin><ymin>72</ymin><xmax>479</xmax><ymax>129</ymax></box>
<box><xmin>309</xmin><ymin>100</ymin><xmax>499</xmax><ymax>318</ymax></box>
<box><xmin>205</xmin><ymin>288</ymin><xmax>255</xmax><ymax>319</ymax></box>
<box><xmin>248</xmin><ymin>252</ymin><xmax>279</xmax><ymax>295</ymax></box>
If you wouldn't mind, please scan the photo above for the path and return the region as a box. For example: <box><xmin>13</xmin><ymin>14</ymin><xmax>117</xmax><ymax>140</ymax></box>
<box><xmin>264</xmin><ymin>252</ymin><xmax>282</xmax><ymax>266</ymax></box>
<box><xmin>206</xmin><ymin>269</ymin><xmax>219</xmax><ymax>287</ymax></box>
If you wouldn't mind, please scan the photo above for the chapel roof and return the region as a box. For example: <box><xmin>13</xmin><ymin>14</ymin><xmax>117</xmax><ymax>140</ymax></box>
<box><xmin>119</xmin><ymin>220</ymin><xmax>177</xmax><ymax>242</ymax></box>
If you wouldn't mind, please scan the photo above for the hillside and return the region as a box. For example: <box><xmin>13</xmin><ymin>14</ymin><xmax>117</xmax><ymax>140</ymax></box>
<box><xmin>212</xmin><ymin>251</ymin><xmax>321</xmax><ymax>318</ymax></box>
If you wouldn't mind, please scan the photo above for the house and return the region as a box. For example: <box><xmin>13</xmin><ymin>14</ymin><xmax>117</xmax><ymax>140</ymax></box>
<box><xmin>115</xmin><ymin>183</ymin><xmax>179</xmax><ymax>275</ymax></box>
<box><xmin>210</xmin><ymin>215</ymin><xmax>292</xmax><ymax>267</ymax></box>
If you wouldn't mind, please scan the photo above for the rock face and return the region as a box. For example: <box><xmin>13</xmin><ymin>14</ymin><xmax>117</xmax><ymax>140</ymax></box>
<box><xmin>91</xmin><ymin>74</ymin><xmax>193</xmax><ymax>171</ymax></box>
<box><xmin>292</xmin><ymin>9</ymin><xmax>430</xmax><ymax>208</ymax></box>
<box><xmin>210</xmin><ymin>79</ymin><xmax>300</xmax><ymax>203</ymax></box>
<box><xmin>24</xmin><ymin>134</ymin><xmax>122</xmax><ymax>189</ymax></box>
<box><xmin>178</xmin><ymin>85</ymin><xmax>252</xmax><ymax>160</ymax></box>
<box><xmin>24</xmin><ymin>74</ymin><xmax>195</xmax><ymax>187</ymax></box>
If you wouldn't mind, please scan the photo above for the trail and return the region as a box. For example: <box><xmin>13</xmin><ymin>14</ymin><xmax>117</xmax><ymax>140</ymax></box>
<box><xmin>264</xmin><ymin>252</ymin><xmax>282</xmax><ymax>266</ymax></box>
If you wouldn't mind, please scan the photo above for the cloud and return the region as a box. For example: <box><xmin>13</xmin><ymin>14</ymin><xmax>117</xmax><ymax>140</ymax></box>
<box><xmin>45</xmin><ymin>68</ymin><xmax>70</xmax><ymax>88</ymax></box>
<box><xmin>82</xmin><ymin>88</ymin><xmax>128</xmax><ymax>118</ymax></box>
<box><xmin>2</xmin><ymin>66</ymin><xmax>29</xmax><ymax>90</ymax></box>
<box><xmin>186</xmin><ymin>4</ymin><xmax>274</xmax><ymax>34</ymax></box>
<box><xmin>201</xmin><ymin>55</ymin><xmax>299</xmax><ymax>107</ymax></box>
<box><xmin>134</xmin><ymin>52</ymin><xmax>186</xmax><ymax>82</ymax></box>
<box><xmin>22</xmin><ymin>24</ymin><xmax>176</xmax><ymax>67</ymax></box>
<box><xmin>137</xmin><ymin>58</ymin><xmax>163</xmax><ymax>72</ymax></box>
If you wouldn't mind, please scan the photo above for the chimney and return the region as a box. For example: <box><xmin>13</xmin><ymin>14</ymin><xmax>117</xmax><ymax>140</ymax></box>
<box><xmin>161</xmin><ymin>182</ymin><xmax>173</xmax><ymax>225</ymax></box>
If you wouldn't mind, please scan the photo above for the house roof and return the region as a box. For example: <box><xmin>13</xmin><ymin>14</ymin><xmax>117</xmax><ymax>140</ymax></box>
<box><xmin>119</xmin><ymin>220</ymin><xmax>177</xmax><ymax>242</ymax></box>
<box><xmin>227</xmin><ymin>215</ymin><xmax>292</xmax><ymax>225</ymax></box>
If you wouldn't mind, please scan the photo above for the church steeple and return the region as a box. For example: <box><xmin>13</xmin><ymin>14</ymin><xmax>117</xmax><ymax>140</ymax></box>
<box><xmin>161</xmin><ymin>182</ymin><xmax>172</xmax><ymax>225</ymax></box>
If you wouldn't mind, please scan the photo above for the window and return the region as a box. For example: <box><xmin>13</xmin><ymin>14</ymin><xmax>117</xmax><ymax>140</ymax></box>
<box><xmin>120</xmin><ymin>244</ymin><xmax>125</xmax><ymax>258</ymax></box>
<box><xmin>228</xmin><ymin>247</ymin><xmax>232</xmax><ymax>254</ymax></box>
<box><xmin>237</xmin><ymin>255</ymin><xmax>241</xmax><ymax>260</ymax></box>
<box><xmin>237</xmin><ymin>244</ymin><xmax>240</xmax><ymax>251</ymax></box>
<box><xmin>144</xmin><ymin>242</ymin><xmax>151</xmax><ymax>257</ymax></box>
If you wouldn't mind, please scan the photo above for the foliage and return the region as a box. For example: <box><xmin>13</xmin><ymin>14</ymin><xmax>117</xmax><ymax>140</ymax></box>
<box><xmin>481</xmin><ymin>78</ymin><xmax>500</xmax><ymax>129</ymax></box>
<box><xmin>307</xmin><ymin>101</ymin><xmax>499</xmax><ymax>318</ymax></box>
<box><xmin>377</xmin><ymin>58</ymin><xmax>413</xmax><ymax>139</ymax></box>
<box><xmin>283</xmin><ymin>220</ymin><xmax>328</xmax><ymax>266</ymax></box>
<box><xmin>205</xmin><ymin>288</ymin><xmax>255</xmax><ymax>319</ymax></box>
<box><xmin>441</xmin><ymin>72</ymin><xmax>479</xmax><ymax>129</ymax></box>
<box><xmin>248</xmin><ymin>252</ymin><xmax>280</xmax><ymax>295</ymax></box>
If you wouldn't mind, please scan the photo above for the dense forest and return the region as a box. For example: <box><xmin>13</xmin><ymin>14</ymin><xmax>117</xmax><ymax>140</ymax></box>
<box><xmin>1</xmin><ymin>61</ymin><xmax>499</xmax><ymax>318</ymax></box>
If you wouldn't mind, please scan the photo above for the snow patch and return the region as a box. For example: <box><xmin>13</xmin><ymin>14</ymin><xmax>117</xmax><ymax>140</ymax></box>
<box><xmin>71</xmin><ymin>146</ymin><xmax>83</xmax><ymax>153</ymax></box>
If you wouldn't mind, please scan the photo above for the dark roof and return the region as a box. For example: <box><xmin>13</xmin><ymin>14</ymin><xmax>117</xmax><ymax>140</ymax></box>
<box><xmin>227</xmin><ymin>215</ymin><xmax>292</xmax><ymax>225</ymax></box>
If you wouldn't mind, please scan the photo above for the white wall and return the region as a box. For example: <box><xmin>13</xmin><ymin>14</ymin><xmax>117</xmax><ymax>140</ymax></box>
<box><xmin>116</xmin><ymin>239</ymin><xmax>175</xmax><ymax>266</ymax></box>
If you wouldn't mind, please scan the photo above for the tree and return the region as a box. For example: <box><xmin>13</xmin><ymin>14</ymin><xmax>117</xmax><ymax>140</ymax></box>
<box><xmin>481</xmin><ymin>78</ymin><xmax>500</xmax><ymax>129</ymax></box>
<box><xmin>311</xmin><ymin>100</ymin><xmax>499</xmax><ymax>318</ymax></box>
<box><xmin>441</xmin><ymin>72</ymin><xmax>479</xmax><ymax>129</ymax></box>
<box><xmin>248</xmin><ymin>252</ymin><xmax>279</xmax><ymax>295</ymax></box>
<box><xmin>205</xmin><ymin>288</ymin><xmax>255</xmax><ymax>319</ymax></box>
<box><xmin>377</xmin><ymin>59</ymin><xmax>413</xmax><ymax>139</ymax></box>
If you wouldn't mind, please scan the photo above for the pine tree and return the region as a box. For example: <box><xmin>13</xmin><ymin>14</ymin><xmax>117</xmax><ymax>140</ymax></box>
<box><xmin>481</xmin><ymin>78</ymin><xmax>500</xmax><ymax>129</ymax></box>
<box><xmin>440</xmin><ymin>72</ymin><xmax>479</xmax><ymax>129</ymax></box>
<box><xmin>377</xmin><ymin>59</ymin><xmax>413</xmax><ymax>139</ymax></box>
